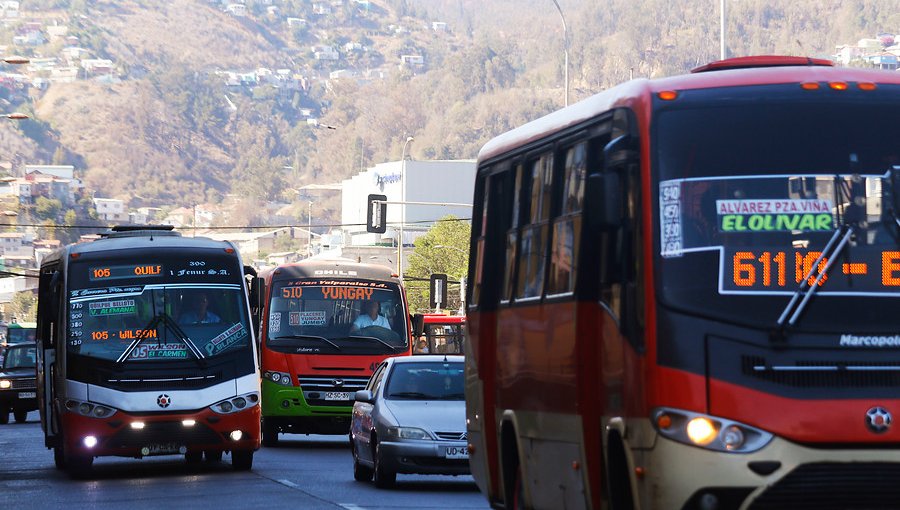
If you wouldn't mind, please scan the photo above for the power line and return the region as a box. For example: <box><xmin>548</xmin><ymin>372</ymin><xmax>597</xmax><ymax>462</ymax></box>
<box><xmin>0</xmin><ymin>216</ymin><xmax>473</xmax><ymax>231</ymax></box>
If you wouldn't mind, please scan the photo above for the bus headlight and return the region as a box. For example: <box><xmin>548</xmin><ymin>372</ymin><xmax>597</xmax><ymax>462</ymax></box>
<box><xmin>263</xmin><ymin>371</ymin><xmax>292</xmax><ymax>386</ymax></box>
<box><xmin>210</xmin><ymin>392</ymin><xmax>260</xmax><ymax>414</ymax></box>
<box><xmin>64</xmin><ymin>398</ymin><xmax>117</xmax><ymax>418</ymax></box>
<box><xmin>652</xmin><ymin>407</ymin><xmax>772</xmax><ymax>453</ymax></box>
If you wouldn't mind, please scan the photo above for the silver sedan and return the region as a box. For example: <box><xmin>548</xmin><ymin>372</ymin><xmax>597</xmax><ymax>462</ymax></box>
<box><xmin>350</xmin><ymin>355</ymin><xmax>469</xmax><ymax>488</ymax></box>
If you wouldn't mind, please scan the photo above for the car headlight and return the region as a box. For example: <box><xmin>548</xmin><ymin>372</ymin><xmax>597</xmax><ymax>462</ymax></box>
<box><xmin>652</xmin><ymin>407</ymin><xmax>773</xmax><ymax>453</ymax></box>
<box><xmin>211</xmin><ymin>392</ymin><xmax>260</xmax><ymax>414</ymax></box>
<box><xmin>0</xmin><ymin>380</ymin><xmax>10</xmax><ymax>389</ymax></box>
<box><xmin>64</xmin><ymin>399</ymin><xmax>117</xmax><ymax>418</ymax></box>
<box><xmin>263</xmin><ymin>371</ymin><xmax>292</xmax><ymax>386</ymax></box>
<box><xmin>387</xmin><ymin>426</ymin><xmax>431</xmax><ymax>440</ymax></box>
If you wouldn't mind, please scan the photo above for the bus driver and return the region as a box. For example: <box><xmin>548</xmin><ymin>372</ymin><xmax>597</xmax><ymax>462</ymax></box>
<box><xmin>350</xmin><ymin>300</ymin><xmax>390</xmax><ymax>333</ymax></box>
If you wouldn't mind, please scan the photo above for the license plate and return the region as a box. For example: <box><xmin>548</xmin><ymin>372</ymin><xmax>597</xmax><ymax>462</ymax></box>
<box><xmin>445</xmin><ymin>446</ymin><xmax>468</xmax><ymax>459</ymax></box>
<box><xmin>147</xmin><ymin>443</ymin><xmax>182</xmax><ymax>455</ymax></box>
<box><xmin>18</xmin><ymin>391</ymin><xmax>36</xmax><ymax>399</ymax></box>
<box><xmin>324</xmin><ymin>391</ymin><xmax>352</xmax><ymax>401</ymax></box>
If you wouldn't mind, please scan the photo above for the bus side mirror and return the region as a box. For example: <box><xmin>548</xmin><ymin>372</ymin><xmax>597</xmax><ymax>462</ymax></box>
<box><xmin>586</xmin><ymin>172</ymin><xmax>622</xmax><ymax>230</ymax></box>
<box><xmin>412</xmin><ymin>313</ymin><xmax>425</xmax><ymax>338</ymax></box>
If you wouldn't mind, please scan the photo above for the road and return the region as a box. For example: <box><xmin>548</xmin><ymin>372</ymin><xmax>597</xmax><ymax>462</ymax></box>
<box><xmin>0</xmin><ymin>412</ymin><xmax>489</xmax><ymax>510</ymax></box>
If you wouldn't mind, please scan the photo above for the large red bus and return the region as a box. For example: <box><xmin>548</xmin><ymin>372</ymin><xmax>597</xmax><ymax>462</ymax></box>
<box><xmin>35</xmin><ymin>226</ymin><xmax>261</xmax><ymax>476</ymax></box>
<box><xmin>416</xmin><ymin>314</ymin><xmax>465</xmax><ymax>355</ymax></box>
<box><xmin>256</xmin><ymin>259</ymin><xmax>413</xmax><ymax>445</ymax></box>
<box><xmin>465</xmin><ymin>56</ymin><xmax>900</xmax><ymax>509</ymax></box>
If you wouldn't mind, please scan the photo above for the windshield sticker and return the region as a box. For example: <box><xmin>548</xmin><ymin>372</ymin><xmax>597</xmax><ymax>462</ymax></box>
<box><xmin>89</xmin><ymin>299</ymin><xmax>136</xmax><ymax>316</ymax></box>
<box><xmin>129</xmin><ymin>343</ymin><xmax>188</xmax><ymax>360</ymax></box>
<box><xmin>839</xmin><ymin>335</ymin><xmax>900</xmax><ymax>348</ymax></box>
<box><xmin>659</xmin><ymin>181</ymin><xmax>683</xmax><ymax>257</ymax></box>
<box><xmin>299</xmin><ymin>311</ymin><xmax>327</xmax><ymax>326</ymax></box>
<box><xmin>205</xmin><ymin>323</ymin><xmax>247</xmax><ymax>356</ymax></box>
<box><xmin>269</xmin><ymin>312</ymin><xmax>281</xmax><ymax>333</ymax></box>
<box><xmin>289</xmin><ymin>312</ymin><xmax>301</xmax><ymax>326</ymax></box>
<box><xmin>717</xmin><ymin>199</ymin><xmax>834</xmax><ymax>232</ymax></box>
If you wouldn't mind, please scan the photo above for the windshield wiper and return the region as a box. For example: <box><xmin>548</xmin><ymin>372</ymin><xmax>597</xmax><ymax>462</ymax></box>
<box><xmin>116</xmin><ymin>314</ymin><xmax>206</xmax><ymax>365</ymax></box>
<box><xmin>388</xmin><ymin>391</ymin><xmax>433</xmax><ymax>399</ymax></box>
<box><xmin>272</xmin><ymin>334</ymin><xmax>341</xmax><ymax>351</ymax></box>
<box><xmin>346</xmin><ymin>335</ymin><xmax>403</xmax><ymax>352</ymax></box>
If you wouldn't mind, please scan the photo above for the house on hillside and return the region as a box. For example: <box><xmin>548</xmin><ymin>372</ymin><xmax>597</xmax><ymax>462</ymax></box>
<box><xmin>93</xmin><ymin>198</ymin><xmax>128</xmax><ymax>223</ymax></box>
<box><xmin>0</xmin><ymin>1</ymin><xmax>19</xmax><ymax>20</ymax></box>
<box><xmin>312</xmin><ymin>45</ymin><xmax>339</xmax><ymax>61</ymax></box>
<box><xmin>431</xmin><ymin>22</ymin><xmax>448</xmax><ymax>32</ymax></box>
<box><xmin>863</xmin><ymin>53</ymin><xmax>898</xmax><ymax>70</ymax></box>
<box><xmin>287</xmin><ymin>18</ymin><xmax>307</xmax><ymax>28</ymax></box>
<box><xmin>226</xmin><ymin>4</ymin><xmax>247</xmax><ymax>17</ymax></box>
<box><xmin>46</xmin><ymin>25</ymin><xmax>68</xmax><ymax>42</ymax></box>
<box><xmin>81</xmin><ymin>58</ymin><xmax>114</xmax><ymax>77</ymax></box>
<box><xmin>399</xmin><ymin>55</ymin><xmax>424</xmax><ymax>69</ymax></box>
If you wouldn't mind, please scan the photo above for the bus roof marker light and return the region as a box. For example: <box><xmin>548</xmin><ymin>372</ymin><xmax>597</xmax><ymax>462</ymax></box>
<box><xmin>829</xmin><ymin>81</ymin><xmax>849</xmax><ymax>91</ymax></box>
<box><xmin>800</xmin><ymin>82</ymin><xmax>820</xmax><ymax>90</ymax></box>
<box><xmin>858</xmin><ymin>82</ymin><xmax>877</xmax><ymax>91</ymax></box>
<box><xmin>658</xmin><ymin>90</ymin><xmax>678</xmax><ymax>101</ymax></box>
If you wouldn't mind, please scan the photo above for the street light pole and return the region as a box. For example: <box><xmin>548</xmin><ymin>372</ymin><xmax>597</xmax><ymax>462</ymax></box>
<box><xmin>398</xmin><ymin>136</ymin><xmax>414</xmax><ymax>282</ymax></box>
<box><xmin>550</xmin><ymin>0</ymin><xmax>569</xmax><ymax>107</ymax></box>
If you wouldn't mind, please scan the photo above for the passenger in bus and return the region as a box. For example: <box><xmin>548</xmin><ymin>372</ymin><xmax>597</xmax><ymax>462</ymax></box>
<box><xmin>414</xmin><ymin>338</ymin><xmax>429</xmax><ymax>354</ymax></box>
<box><xmin>179</xmin><ymin>292</ymin><xmax>221</xmax><ymax>325</ymax></box>
<box><xmin>350</xmin><ymin>300</ymin><xmax>390</xmax><ymax>332</ymax></box>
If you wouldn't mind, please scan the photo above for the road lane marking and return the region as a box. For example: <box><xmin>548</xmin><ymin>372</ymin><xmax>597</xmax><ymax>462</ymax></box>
<box><xmin>277</xmin><ymin>479</ymin><xmax>299</xmax><ymax>489</ymax></box>
<box><xmin>339</xmin><ymin>505</ymin><xmax>367</xmax><ymax>510</ymax></box>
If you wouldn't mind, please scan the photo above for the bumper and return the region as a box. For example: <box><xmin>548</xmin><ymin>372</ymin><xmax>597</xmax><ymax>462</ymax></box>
<box><xmin>262</xmin><ymin>382</ymin><xmax>352</xmax><ymax>434</ymax></box>
<box><xmin>643</xmin><ymin>433</ymin><xmax>900</xmax><ymax>510</ymax></box>
<box><xmin>0</xmin><ymin>392</ymin><xmax>37</xmax><ymax>411</ymax></box>
<box><xmin>379</xmin><ymin>440</ymin><xmax>471</xmax><ymax>476</ymax></box>
<box><xmin>60</xmin><ymin>405</ymin><xmax>260</xmax><ymax>458</ymax></box>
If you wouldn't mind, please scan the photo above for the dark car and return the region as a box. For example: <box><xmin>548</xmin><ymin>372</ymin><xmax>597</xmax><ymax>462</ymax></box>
<box><xmin>0</xmin><ymin>343</ymin><xmax>37</xmax><ymax>424</ymax></box>
<box><xmin>350</xmin><ymin>355</ymin><xmax>469</xmax><ymax>488</ymax></box>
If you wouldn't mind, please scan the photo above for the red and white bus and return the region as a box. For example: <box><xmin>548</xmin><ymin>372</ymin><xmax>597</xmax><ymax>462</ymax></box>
<box><xmin>416</xmin><ymin>314</ymin><xmax>465</xmax><ymax>355</ymax></box>
<box><xmin>36</xmin><ymin>226</ymin><xmax>261</xmax><ymax>476</ymax></box>
<box><xmin>256</xmin><ymin>259</ymin><xmax>413</xmax><ymax>446</ymax></box>
<box><xmin>465</xmin><ymin>56</ymin><xmax>900</xmax><ymax>509</ymax></box>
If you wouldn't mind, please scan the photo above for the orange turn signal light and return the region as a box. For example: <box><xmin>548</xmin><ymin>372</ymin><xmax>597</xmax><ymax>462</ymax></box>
<box><xmin>656</xmin><ymin>413</ymin><xmax>673</xmax><ymax>430</ymax></box>
<box><xmin>800</xmin><ymin>82</ymin><xmax>820</xmax><ymax>90</ymax></box>
<box><xmin>858</xmin><ymin>82</ymin><xmax>877</xmax><ymax>91</ymax></box>
<box><xmin>658</xmin><ymin>90</ymin><xmax>678</xmax><ymax>101</ymax></box>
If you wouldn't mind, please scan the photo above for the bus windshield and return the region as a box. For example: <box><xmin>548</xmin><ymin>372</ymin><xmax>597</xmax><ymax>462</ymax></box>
<box><xmin>69</xmin><ymin>285</ymin><xmax>251</xmax><ymax>362</ymax></box>
<box><xmin>655</xmin><ymin>87</ymin><xmax>900</xmax><ymax>331</ymax></box>
<box><xmin>267</xmin><ymin>279</ymin><xmax>408</xmax><ymax>354</ymax></box>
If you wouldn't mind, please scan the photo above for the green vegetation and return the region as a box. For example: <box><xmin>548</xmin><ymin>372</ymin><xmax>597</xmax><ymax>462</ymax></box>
<box><xmin>405</xmin><ymin>215</ymin><xmax>470</xmax><ymax>312</ymax></box>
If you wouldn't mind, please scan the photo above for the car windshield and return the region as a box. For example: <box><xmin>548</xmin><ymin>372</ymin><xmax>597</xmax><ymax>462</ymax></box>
<box><xmin>654</xmin><ymin>86</ymin><xmax>900</xmax><ymax>331</ymax></box>
<box><xmin>267</xmin><ymin>279</ymin><xmax>409</xmax><ymax>354</ymax></box>
<box><xmin>3</xmin><ymin>345</ymin><xmax>35</xmax><ymax>370</ymax></box>
<box><xmin>385</xmin><ymin>362</ymin><xmax>465</xmax><ymax>400</ymax></box>
<box><xmin>68</xmin><ymin>285</ymin><xmax>251</xmax><ymax>363</ymax></box>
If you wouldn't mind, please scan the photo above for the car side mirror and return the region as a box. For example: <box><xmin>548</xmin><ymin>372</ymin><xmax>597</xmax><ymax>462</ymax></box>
<box><xmin>355</xmin><ymin>390</ymin><xmax>374</xmax><ymax>403</ymax></box>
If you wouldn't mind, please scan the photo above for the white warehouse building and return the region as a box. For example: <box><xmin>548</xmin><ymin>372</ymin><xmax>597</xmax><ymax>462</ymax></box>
<box><xmin>341</xmin><ymin>159</ymin><xmax>476</xmax><ymax>247</ymax></box>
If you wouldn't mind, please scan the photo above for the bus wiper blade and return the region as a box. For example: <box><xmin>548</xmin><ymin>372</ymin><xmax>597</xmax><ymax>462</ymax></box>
<box><xmin>272</xmin><ymin>334</ymin><xmax>341</xmax><ymax>351</ymax></box>
<box><xmin>775</xmin><ymin>225</ymin><xmax>854</xmax><ymax>333</ymax></box>
<box><xmin>346</xmin><ymin>335</ymin><xmax>402</xmax><ymax>352</ymax></box>
<box><xmin>117</xmin><ymin>314</ymin><xmax>206</xmax><ymax>366</ymax></box>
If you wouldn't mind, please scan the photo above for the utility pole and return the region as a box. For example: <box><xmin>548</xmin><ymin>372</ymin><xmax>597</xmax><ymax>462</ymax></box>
<box><xmin>720</xmin><ymin>0</ymin><xmax>727</xmax><ymax>60</ymax></box>
<box><xmin>550</xmin><ymin>0</ymin><xmax>569</xmax><ymax>107</ymax></box>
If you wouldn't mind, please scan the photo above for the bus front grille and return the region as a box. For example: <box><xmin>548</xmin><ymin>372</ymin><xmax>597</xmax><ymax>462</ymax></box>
<box><xmin>749</xmin><ymin>462</ymin><xmax>900</xmax><ymax>509</ymax></box>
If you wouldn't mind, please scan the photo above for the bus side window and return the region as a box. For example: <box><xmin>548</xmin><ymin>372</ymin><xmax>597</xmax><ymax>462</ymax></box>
<box><xmin>516</xmin><ymin>152</ymin><xmax>553</xmax><ymax>299</ymax></box>
<box><xmin>548</xmin><ymin>142</ymin><xmax>587</xmax><ymax>295</ymax></box>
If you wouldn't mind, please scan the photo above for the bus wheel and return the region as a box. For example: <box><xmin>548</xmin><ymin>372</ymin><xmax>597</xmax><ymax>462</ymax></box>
<box><xmin>65</xmin><ymin>454</ymin><xmax>93</xmax><ymax>479</ymax></box>
<box><xmin>511</xmin><ymin>465</ymin><xmax>527</xmax><ymax>510</ymax></box>
<box><xmin>352</xmin><ymin>443</ymin><xmax>373</xmax><ymax>482</ymax></box>
<box><xmin>607</xmin><ymin>434</ymin><xmax>635</xmax><ymax>510</ymax></box>
<box><xmin>262</xmin><ymin>419</ymin><xmax>279</xmax><ymax>447</ymax></box>
<box><xmin>372</xmin><ymin>440</ymin><xmax>396</xmax><ymax>488</ymax></box>
<box><xmin>232</xmin><ymin>450</ymin><xmax>253</xmax><ymax>471</ymax></box>
<box><xmin>53</xmin><ymin>445</ymin><xmax>66</xmax><ymax>470</ymax></box>
<box><xmin>204</xmin><ymin>450</ymin><xmax>223</xmax><ymax>463</ymax></box>
<box><xmin>13</xmin><ymin>409</ymin><xmax>27</xmax><ymax>423</ymax></box>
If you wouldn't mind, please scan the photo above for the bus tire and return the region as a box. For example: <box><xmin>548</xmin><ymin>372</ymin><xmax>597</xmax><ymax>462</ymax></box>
<box><xmin>53</xmin><ymin>445</ymin><xmax>66</xmax><ymax>470</ymax></box>
<box><xmin>606</xmin><ymin>433</ymin><xmax>635</xmax><ymax>510</ymax></box>
<box><xmin>232</xmin><ymin>450</ymin><xmax>253</xmax><ymax>471</ymax></box>
<box><xmin>372</xmin><ymin>440</ymin><xmax>396</xmax><ymax>488</ymax></box>
<box><xmin>262</xmin><ymin>419</ymin><xmax>279</xmax><ymax>447</ymax></box>
<box><xmin>204</xmin><ymin>450</ymin><xmax>223</xmax><ymax>463</ymax></box>
<box><xmin>185</xmin><ymin>451</ymin><xmax>203</xmax><ymax>465</ymax></box>
<box><xmin>65</xmin><ymin>453</ymin><xmax>93</xmax><ymax>479</ymax></box>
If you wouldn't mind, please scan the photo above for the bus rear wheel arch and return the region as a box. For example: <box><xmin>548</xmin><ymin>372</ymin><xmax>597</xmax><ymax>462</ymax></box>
<box><xmin>605</xmin><ymin>430</ymin><xmax>636</xmax><ymax>510</ymax></box>
<box><xmin>500</xmin><ymin>420</ymin><xmax>527</xmax><ymax>509</ymax></box>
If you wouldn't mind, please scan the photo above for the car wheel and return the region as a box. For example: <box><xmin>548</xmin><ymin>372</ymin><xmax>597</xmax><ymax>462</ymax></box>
<box><xmin>262</xmin><ymin>419</ymin><xmax>279</xmax><ymax>447</ymax></box>
<box><xmin>0</xmin><ymin>409</ymin><xmax>8</xmax><ymax>425</ymax></box>
<box><xmin>13</xmin><ymin>409</ymin><xmax>27</xmax><ymax>423</ymax></box>
<box><xmin>185</xmin><ymin>451</ymin><xmax>203</xmax><ymax>465</ymax></box>
<box><xmin>352</xmin><ymin>442</ymin><xmax>373</xmax><ymax>482</ymax></box>
<box><xmin>204</xmin><ymin>450</ymin><xmax>223</xmax><ymax>463</ymax></box>
<box><xmin>372</xmin><ymin>441</ymin><xmax>395</xmax><ymax>488</ymax></box>
<box><xmin>232</xmin><ymin>450</ymin><xmax>253</xmax><ymax>471</ymax></box>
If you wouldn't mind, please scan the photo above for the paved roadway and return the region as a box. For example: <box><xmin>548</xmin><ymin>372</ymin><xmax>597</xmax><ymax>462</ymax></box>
<box><xmin>0</xmin><ymin>412</ymin><xmax>489</xmax><ymax>510</ymax></box>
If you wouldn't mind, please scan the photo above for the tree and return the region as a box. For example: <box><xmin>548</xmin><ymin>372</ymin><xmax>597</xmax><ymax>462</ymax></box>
<box><xmin>7</xmin><ymin>290</ymin><xmax>37</xmax><ymax>323</ymax></box>
<box><xmin>405</xmin><ymin>215</ymin><xmax>470</xmax><ymax>313</ymax></box>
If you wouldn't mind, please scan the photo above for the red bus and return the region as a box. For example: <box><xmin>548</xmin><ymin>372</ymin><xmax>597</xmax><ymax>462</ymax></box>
<box><xmin>465</xmin><ymin>56</ymin><xmax>900</xmax><ymax>509</ymax></box>
<box><xmin>36</xmin><ymin>226</ymin><xmax>261</xmax><ymax>476</ymax></box>
<box><xmin>415</xmin><ymin>314</ymin><xmax>465</xmax><ymax>355</ymax></box>
<box><xmin>256</xmin><ymin>259</ymin><xmax>413</xmax><ymax>445</ymax></box>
